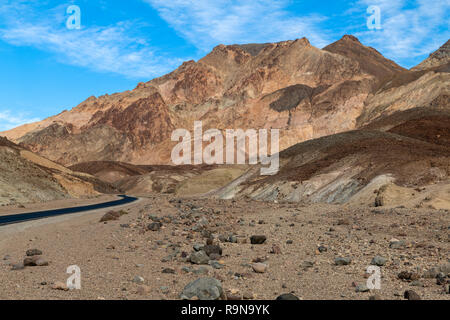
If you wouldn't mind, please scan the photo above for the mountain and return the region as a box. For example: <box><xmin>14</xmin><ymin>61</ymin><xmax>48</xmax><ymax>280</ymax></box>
<box><xmin>1</xmin><ymin>35</ymin><xmax>414</xmax><ymax>166</ymax></box>
<box><xmin>212</xmin><ymin>107</ymin><xmax>450</xmax><ymax>209</ymax></box>
<box><xmin>0</xmin><ymin>136</ymin><xmax>116</xmax><ymax>206</ymax></box>
<box><xmin>412</xmin><ymin>39</ymin><xmax>450</xmax><ymax>71</ymax></box>
<box><xmin>1</xmin><ymin>36</ymin><xmax>449</xmax><ymax>208</ymax></box>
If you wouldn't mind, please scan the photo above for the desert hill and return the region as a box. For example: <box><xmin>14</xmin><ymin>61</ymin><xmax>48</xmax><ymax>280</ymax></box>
<box><xmin>0</xmin><ymin>137</ymin><xmax>116</xmax><ymax>206</ymax></box>
<box><xmin>2</xmin><ymin>35</ymin><xmax>434</xmax><ymax>166</ymax></box>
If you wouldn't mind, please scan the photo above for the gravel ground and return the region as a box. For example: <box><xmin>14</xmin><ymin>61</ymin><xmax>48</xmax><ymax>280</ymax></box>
<box><xmin>0</xmin><ymin>195</ymin><xmax>448</xmax><ymax>300</ymax></box>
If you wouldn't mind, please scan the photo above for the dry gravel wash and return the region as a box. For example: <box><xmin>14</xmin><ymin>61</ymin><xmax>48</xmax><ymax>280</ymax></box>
<box><xmin>0</xmin><ymin>195</ymin><xmax>448</xmax><ymax>300</ymax></box>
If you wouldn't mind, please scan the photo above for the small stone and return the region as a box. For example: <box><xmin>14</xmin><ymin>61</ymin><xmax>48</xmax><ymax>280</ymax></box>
<box><xmin>276</xmin><ymin>293</ymin><xmax>299</xmax><ymax>300</ymax></box>
<box><xmin>23</xmin><ymin>256</ymin><xmax>48</xmax><ymax>267</ymax></box>
<box><xmin>99</xmin><ymin>211</ymin><xmax>121</xmax><ymax>222</ymax></box>
<box><xmin>270</xmin><ymin>244</ymin><xmax>282</xmax><ymax>254</ymax></box>
<box><xmin>301</xmin><ymin>261</ymin><xmax>315</xmax><ymax>269</ymax></box>
<box><xmin>398</xmin><ymin>271</ymin><xmax>420</xmax><ymax>281</ymax></box>
<box><xmin>160</xmin><ymin>286</ymin><xmax>169</xmax><ymax>294</ymax></box>
<box><xmin>26</xmin><ymin>249</ymin><xmax>42</xmax><ymax>256</ymax></box>
<box><xmin>371</xmin><ymin>256</ymin><xmax>387</xmax><ymax>266</ymax></box>
<box><xmin>355</xmin><ymin>284</ymin><xmax>370</xmax><ymax>293</ymax></box>
<box><xmin>252</xmin><ymin>263</ymin><xmax>267</xmax><ymax>273</ymax></box>
<box><xmin>444</xmin><ymin>284</ymin><xmax>450</xmax><ymax>294</ymax></box>
<box><xmin>404</xmin><ymin>290</ymin><xmax>421</xmax><ymax>300</ymax></box>
<box><xmin>193</xmin><ymin>267</ymin><xmax>209</xmax><ymax>275</ymax></box>
<box><xmin>132</xmin><ymin>276</ymin><xmax>145</xmax><ymax>284</ymax></box>
<box><xmin>209</xmin><ymin>261</ymin><xmax>224</xmax><ymax>269</ymax></box>
<box><xmin>147</xmin><ymin>222</ymin><xmax>162</xmax><ymax>231</ymax></box>
<box><xmin>10</xmin><ymin>263</ymin><xmax>25</xmax><ymax>271</ymax></box>
<box><xmin>209</xmin><ymin>253</ymin><xmax>221</xmax><ymax>261</ymax></box>
<box><xmin>436</xmin><ymin>272</ymin><xmax>446</xmax><ymax>285</ymax></box>
<box><xmin>193</xmin><ymin>244</ymin><xmax>203</xmax><ymax>251</ymax></box>
<box><xmin>369</xmin><ymin>295</ymin><xmax>382</xmax><ymax>300</ymax></box>
<box><xmin>250</xmin><ymin>235</ymin><xmax>267</xmax><ymax>245</ymax></box>
<box><xmin>318</xmin><ymin>246</ymin><xmax>327</xmax><ymax>253</ymax></box>
<box><xmin>335</xmin><ymin>257</ymin><xmax>352</xmax><ymax>266</ymax></box>
<box><xmin>180</xmin><ymin>278</ymin><xmax>224</xmax><ymax>300</ymax></box>
<box><xmin>203</xmin><ymin>245</ymin><xmax>222</xmax><ymax>257</ymax></box>
<box><xmin>34</xmin><ymin>258</ymin><xmax>49</xmax><ymax>266</ymax></box>
<box><xmin>189</xmin><ymin>251</ymin><xmax>210</xmax><ymax>265</ymax></box>
<box><xmin>410</xmin><ymin>280</ymin><xmax>424</xmax><ymax>287</ymax></box>
<box><xmin>389</xmin><ymin>240</ymin><xmax>406</xmax><ymax>249</ymax></box>
<box><xmin>52</xmin><ymin>282</ymin><xmax>69</xmax><ymax>291</ymax></box>
<box><xmin>162</xmin><ymin>268</ymin><xmax>176</xmax><ymax>274</ymax></box>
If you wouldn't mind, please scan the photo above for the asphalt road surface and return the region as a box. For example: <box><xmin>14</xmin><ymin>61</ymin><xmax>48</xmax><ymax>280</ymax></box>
<box><xmin>0</xmin><ymin>195</ymin><xmax>138</xmax><ymax>226</ymax></box>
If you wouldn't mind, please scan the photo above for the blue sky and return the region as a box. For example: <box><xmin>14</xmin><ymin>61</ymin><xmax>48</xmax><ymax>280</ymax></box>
<box><xmin>0</xmin><ymin>0</ymin><xmax>448</xmax><ymax>131</ymax></box>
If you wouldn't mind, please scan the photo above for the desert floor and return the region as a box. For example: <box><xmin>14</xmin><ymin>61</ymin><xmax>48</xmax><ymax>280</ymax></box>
<box><xmin>0</xmin><ymin>195</ymin><xmax>448</xmax><ymax>300</ymax></box>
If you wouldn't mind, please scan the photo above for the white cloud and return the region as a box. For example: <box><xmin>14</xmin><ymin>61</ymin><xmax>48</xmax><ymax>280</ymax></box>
<box><xmin>0</xmin><ymin>2</ymin><xmax>182</xmax><ymax>79</ymax></box>
<box><xmin>144</xmin><ymin>0</ymin><xmax>330</xmax><ymax>50</ymax></box>
<box><xmin>0</xmin><ymin>110</ymin><xmax>40</xmax><ymax>131</ymax></box>
<box><xmin>355</xmin><ymin>0</ymin><xmax>450</xmax><ymax>62</ymax></box>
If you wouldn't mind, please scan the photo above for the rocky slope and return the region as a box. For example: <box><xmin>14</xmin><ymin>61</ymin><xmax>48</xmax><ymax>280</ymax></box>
<box><xmin>413</xmin><ymin>39</ymin><xmax>450</xmax><ymax>71</ymax></box>
<box><xmin>0</xmin><ymin>137</ymin><xmax>116</xmax><ymax>206</ymax></box>
<box><xmin>1</xmin><ymin>35</ymin><xmax>413</xmax><ymax>166</ymax></box>
<box><xmin>212</xmin><ymin>107</ymin><xmax>450</xmax><ymax>208</ymax></box>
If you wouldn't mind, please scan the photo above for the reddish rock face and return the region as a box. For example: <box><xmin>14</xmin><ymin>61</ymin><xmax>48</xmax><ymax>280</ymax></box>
<box><xmin>1</xmin><ymin>36</ymin><xmax>448</xmax><ymax>167</ymax></box>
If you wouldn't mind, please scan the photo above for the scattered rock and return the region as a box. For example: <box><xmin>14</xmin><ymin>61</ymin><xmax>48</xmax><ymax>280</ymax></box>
<box><xmin>436</xmin><ymin>272</ymin><xmax>446</xmax><ymax>285</ymax></box>
<box><xmin>23</xmin><ymin>256</ymin><xmax>48</xmax><ymax>267</ymax></box>
<box><xmin>193</xmin><ymin>244</ymin><xmax>203</xmax><ymax>252</ymax></box>
<box><xmin>250</xmin><ymin>235</ymin><xmax>267</xmax><ymax>245</ymax></box>
<box><xmin>444</xmin><ymin>284</ymin><xmax>450</xmax><ymax>294</ymax></box>
<box><xmin>371</xmin><ymin>256</ymin><xmax>387</xmax><ymax>266</ymax></box>
<box><xmin>162</xmin><ymin>268</ymin><xmax>176</xmax><ymax>274</ymax></box>
<box><xmin>404</xmin><ymin>290</ymin><xmax>421</xmax><ymax>300</ymax></box>
<box><xmin>270</xmin><ymin>244</ymin><xmax>282</xmax><ymax>254</ymax></box>
<box><xmin>335</xmin><ymin>257</ymin><xmax>352</xmax><ymax>266</ymax></box>
<box><xmin>26</xmin><ymin>249</ymin><xmax>42</xmax><ymax>256</ymax></box>
<box><xmin>147</xmin><ymin>222</ymin><xmax>162</xmax><ymax>231</ymax></box>
<box><xmin>132</xmin><ymin>276</ymin><xmax>145</xmax><ymax>284</ymax></box>
<box><xmin>389</xmin><ymin>239</ymin><xmax>406</xmax><ymax>249</ymax></box>
<box><xmin>180</xmin><ymin>278</ymin><xmax>224</xmax><ymax>300</ymax></box>
<box><xmin>209</xmin><ymin>261</ymin><xmax>224</xmax><ymax>269</ymax></box>
<box><xmin>10</xmin><ymin>263</ymin><xmax>25</xmax><ymax>271</ymax></box>
<box><xmin>398</xmin><ymin>271</ymin><xmax>420</xmax><ymax>281</ymax></box>
<box><xmin>99</xmin><ymin>211</ymin><xmax>121</xmax><ymax>222</ymax></box>
<box><xmin>410</xmin><ymin>280</ymin><xmax>424</xmax><ymax>287</ymax></box>
<box><xmin>355</xmin><ymin>284</ymin><xmax>369</xmax><ymax>293</ymax></box>
<box><xmin>52</xmin><ymin>282</ymin><xmax>69</xmax><ymax>291</ymax></box>
<box><xmin>252</xmin><ymin>263</ymin><xmax>267</xmax><ymax>273</ymax></box>
<box><xmin>276</xmin><ymin>293</ymin><xmax>299</xmax><ymax>300</ymax></box>
<box><xmin>301</xmin><ymin>261</ymin><xmax>315</xmax><ymax>269</ymax></box>
<box><xmin>189</xmin><ymin>251</ymin><xmax>210</xmax><ymax>265</ymax></box>
<box><xmin>318</xmin><ymin>246</ymin><xmax>327</xmax><ymax>253</ymax></box>
<box><xmin>203</xmin><ymin>245</ymin><xmax>222</xmax><ymax>257</ymax></box>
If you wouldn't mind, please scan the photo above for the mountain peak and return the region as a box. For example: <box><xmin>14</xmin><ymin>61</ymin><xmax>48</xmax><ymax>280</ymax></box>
<box><xmin>413</xmin><ymin>39</ymin><xmax>450</xmax><ymax>71</ymax></box>
<box><xmin>340</xmin><ymin>34</ymin><xmax>361</xmax><ymax>43</ymax></box>
<box><xmin>324</xmin><ymin>35</ymin><xmax>405</xmax><ymax>80</ymax></box>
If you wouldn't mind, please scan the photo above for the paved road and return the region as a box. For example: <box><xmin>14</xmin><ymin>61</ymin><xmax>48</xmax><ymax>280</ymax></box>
<box><xmin>0</xmin><ymin>195</ymin><xmax>138</xmax><ymax>226</ymax></box>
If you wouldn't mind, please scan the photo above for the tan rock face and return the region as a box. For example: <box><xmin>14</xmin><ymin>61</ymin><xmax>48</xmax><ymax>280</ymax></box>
<box><xmin>0</xmin><ymin>136</ymin><xmax>116</xmax><ymax>206</ymax></box>
<box><xmin>1</xmin><ymin>36</ymin><xmax>448</xmax><ymax>167</ymax></box>
<box><xmin>412</xmin><ymin>39</ymin><xmax>450</xmax><ymax>71</ymax></box>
